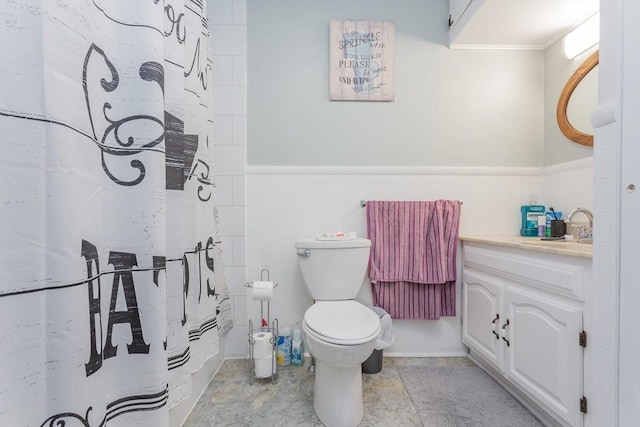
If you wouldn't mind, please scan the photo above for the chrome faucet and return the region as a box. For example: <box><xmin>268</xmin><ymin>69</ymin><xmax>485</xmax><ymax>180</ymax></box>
<box><xmin>566</xmin><ymin>207</ymin><xmax>593</xmax><ymax>243</ymax></box>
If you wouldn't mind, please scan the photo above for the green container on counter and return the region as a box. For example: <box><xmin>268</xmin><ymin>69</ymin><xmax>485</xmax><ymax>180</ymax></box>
<box><xmin>520</xmin><ymin>205</ymin><xmax>546</xmax><ymax>237</ymax></box>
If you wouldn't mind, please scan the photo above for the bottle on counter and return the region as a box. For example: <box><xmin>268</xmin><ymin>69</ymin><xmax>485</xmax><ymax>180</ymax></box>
<box><xmin>521</xmin><ymin>204</ymin><xmax>546</xmax><ymax>237</ymax></box>
<box><xmin>537</xmin><ymin>214</ymin><xmax>546</xmax><ymax>237</ymax></box>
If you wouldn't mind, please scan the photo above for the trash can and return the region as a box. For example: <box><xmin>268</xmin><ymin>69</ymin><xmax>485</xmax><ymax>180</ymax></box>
<box><xmin>362</xmin><ymin>306</ymin><xmax>394</xmax><ymax>374</ymax></box>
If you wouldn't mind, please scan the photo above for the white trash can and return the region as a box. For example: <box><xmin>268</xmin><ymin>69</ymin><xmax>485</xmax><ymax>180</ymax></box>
<box><xmin>362</xmin><ymin>307</ymin><xmax>393</xmax><ymax>374</ymax></box>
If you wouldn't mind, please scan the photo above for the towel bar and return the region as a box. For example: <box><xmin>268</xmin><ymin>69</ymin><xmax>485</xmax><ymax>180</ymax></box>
<box><xmin>360</xmin><ymin>200</ymin><xmax>463</xmax><ymax>207</ymax></box>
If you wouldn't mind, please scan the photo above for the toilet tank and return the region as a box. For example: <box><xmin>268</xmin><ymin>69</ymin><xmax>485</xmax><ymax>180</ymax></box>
<box><xmin>295</xmin><ymin>238</ymin><xmax>371</xmax><ymax>301</ymax></box>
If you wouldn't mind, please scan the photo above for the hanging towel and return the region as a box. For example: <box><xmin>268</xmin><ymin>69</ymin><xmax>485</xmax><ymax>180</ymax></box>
<box><xmin>366</xmin><ymin>200</ymin><xmax>461</xmax><ymax>320</ymax></box>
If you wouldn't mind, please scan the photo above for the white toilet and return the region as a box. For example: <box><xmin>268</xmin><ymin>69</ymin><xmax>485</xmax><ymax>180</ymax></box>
<box><xmin>295</xmin><ymin>238</ymin><xmax>381</xmax><ymax>427</ymax></box>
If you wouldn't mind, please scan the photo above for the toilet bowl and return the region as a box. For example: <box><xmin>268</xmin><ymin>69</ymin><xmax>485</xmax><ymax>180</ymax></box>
<box><xmin>295</xmin><ymin>237</ymin><xmax>379</xmax><ymax>427</ymax></box>
<box><xmin>302</xmin><ymin>300</ymin><xmax>380</xmax><ymax>427</ymax></box>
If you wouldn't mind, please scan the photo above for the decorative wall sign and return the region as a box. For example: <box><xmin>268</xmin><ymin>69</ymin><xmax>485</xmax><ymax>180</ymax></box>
<box><xmin>329</xmin><ymin>20</ymin><xmax>395</xmax><ymax>101</ymax></box>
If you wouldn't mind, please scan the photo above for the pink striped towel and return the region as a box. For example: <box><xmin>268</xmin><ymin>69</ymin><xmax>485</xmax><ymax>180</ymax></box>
<box><xmin>366</xmin><ymin>200</ymin><xmax>461</xmax><ymax>320</ymax></box>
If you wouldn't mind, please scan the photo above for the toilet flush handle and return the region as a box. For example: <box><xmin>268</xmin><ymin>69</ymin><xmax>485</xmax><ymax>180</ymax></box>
<box><xmin>297</xmin><ymin>248</ymin><xmax>311</xmax><ymax>257</ymax></box>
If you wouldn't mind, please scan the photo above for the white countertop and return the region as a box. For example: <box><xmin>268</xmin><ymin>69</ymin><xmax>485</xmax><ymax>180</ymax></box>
<box><xmin>459</xmin><ymin>235</ymin><xmax>593</xmax><ymax>259</ymax></box>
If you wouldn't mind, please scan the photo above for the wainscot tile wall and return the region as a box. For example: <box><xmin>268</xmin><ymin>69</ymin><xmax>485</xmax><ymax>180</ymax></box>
<box><xmin>209</xmin><ymin>0</ymin><xmax>248</xmax><ymax>356</ymax></box>
<box><xmin>235</xmin><ymin>163</ymin><xmax>593</xmax><ymax>357</ymax></box>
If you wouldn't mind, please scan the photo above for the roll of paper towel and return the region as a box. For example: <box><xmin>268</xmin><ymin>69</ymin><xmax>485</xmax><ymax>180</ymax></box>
<box><xmin>252</xmin><ymin>331</ymin><xmax>273</xmax><ymax>358</ymax></box>
<box><xmin>254</xmin><ymin>351</ymin><xmax>276</xmax><ymax>378</ymax></box>
<box><xmin>251</xmin><ymin>281</ymin><xmax>274</xmax><ymax>301</ymax></box>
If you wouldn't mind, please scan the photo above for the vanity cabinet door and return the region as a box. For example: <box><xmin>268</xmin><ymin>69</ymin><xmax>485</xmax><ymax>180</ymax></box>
<box><xmin>504</xmin><ymin>287</ymin><xmax>584</xmax><ymax>427</ymax></box>
<box><xmin>462</xmin><ymin>269</ymin><xmax>504</xmax><ymax>371</ymax></box>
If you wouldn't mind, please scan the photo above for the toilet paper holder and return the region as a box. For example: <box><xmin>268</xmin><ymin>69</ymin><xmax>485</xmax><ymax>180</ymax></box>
<box><xmin>244</xmin><ymin>269</ymin><xmax>278</xmax><ymax>321</ymax></box>
<box><xmin>247</xmin><ymin>269</ymin><xmax>279</xmax><ymax>384</ymax></box>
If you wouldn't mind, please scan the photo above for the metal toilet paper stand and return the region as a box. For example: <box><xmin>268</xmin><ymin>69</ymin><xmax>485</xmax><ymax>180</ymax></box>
<box><xmin>246</xmin><ymin>269</ymin><xmax>278</xmax><ymax>384</ymax></box>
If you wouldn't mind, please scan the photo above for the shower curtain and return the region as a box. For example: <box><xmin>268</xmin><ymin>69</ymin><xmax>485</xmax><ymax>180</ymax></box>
<box><xmin>0</xmin><ymin>1</ymin><xmax>233</xmax><ymax>425</ymax></box>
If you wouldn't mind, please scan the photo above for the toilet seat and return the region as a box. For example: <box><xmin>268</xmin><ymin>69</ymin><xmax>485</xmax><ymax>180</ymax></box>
<box><xmin>303</xmin><ymin>300</ymin><xmax>380</xmax><ymax>345</ymax></box>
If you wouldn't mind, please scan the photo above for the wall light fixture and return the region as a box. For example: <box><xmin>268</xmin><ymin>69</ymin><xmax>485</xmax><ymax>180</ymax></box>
<box><xmin>563</xmin><ymin>13</ymin><xmax>600</xmax><ymax>59</ymax></box>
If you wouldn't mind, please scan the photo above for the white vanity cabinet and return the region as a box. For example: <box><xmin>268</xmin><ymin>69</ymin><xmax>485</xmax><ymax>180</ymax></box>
<box><xmin>462</xmin><ymin>241</ymin><xmax>592</xmax><ymax>427</ymax></box>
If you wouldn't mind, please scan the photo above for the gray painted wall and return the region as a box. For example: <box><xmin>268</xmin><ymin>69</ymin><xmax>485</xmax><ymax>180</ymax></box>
<box><xmin>544</xmin><ymin>39</ymin><xmax>596</xmax><ymax>166</ymax></box>
<box><xmin>247</xmin><ymin>0</ymin><xmax>544</xmax><ymax>167</ymax></box>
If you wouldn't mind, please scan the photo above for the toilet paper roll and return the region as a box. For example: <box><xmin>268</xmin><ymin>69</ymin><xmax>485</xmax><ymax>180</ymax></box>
<box><xmin>251</xmin><ymin>281</ymin><xmax>274</xmax><ymax>301</ymax></box>
<box><xmin>252</xmin><ymin>331</ymin><xmax>273</xmax><ymax>359</ymax></box>
<box><xmin>254</xmin><ymin>351</ymin><xmax>276</xmax><ymax>378</ymax></box>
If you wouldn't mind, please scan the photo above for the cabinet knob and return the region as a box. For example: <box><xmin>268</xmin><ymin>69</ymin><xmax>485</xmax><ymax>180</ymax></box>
<box><xmin>501</xmin><ymin>319</ymin><xmax>510</xmax><ymax>346</ymax></box>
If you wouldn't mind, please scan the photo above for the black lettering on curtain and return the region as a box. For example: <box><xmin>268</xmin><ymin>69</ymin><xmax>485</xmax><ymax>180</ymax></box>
<box><xmin>103</xmin><ymin>252</ymin><xmax>150</xmax><ymax>359</ymax></box>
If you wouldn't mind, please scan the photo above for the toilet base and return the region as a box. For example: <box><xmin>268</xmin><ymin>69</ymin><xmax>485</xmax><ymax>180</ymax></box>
<box><xmin>313</xmin><ymin>361</ymin><xmax>363</xmax><ymax>427</ymax></box>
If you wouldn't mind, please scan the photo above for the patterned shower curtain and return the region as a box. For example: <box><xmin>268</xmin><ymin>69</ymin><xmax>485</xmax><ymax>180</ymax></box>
<box><xmin>0</xmin><ymin>1</ymin><xmax>233</xmax><ymax>425</ymax></box>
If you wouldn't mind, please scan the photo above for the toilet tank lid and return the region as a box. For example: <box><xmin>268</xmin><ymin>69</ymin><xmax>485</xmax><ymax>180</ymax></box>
<box><xmin>295</xmin><ymin>237</ymin><xmax>371</xmax><ymax>249</ymax></box>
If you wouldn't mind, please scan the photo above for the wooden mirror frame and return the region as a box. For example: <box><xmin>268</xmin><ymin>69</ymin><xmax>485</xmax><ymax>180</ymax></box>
<box><xmin>556</xmin><ymin>50</ymin><xmax>599</xmax><ymax>147</ymax></box>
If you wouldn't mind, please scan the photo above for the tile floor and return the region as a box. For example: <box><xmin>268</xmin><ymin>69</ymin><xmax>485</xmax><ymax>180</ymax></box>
<box><xmin>183</xmin><ymin>356</ymin><xmax>476</xmax><ymax>426</ymax></box>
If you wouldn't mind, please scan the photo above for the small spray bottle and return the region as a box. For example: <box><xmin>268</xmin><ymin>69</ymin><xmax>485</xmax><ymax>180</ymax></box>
<box><xmin>537</xmin><ymin>214</ymin><xmax>546</xmax><ymax>237</ymax></box>
<box><xmin>291</xmin><ymin>323</ymin><xmax>304</xmax><ymax>366</ymax></box>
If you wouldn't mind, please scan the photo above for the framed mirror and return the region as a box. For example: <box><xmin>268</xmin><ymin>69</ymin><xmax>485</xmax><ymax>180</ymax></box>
<box><xmin>556</xmin><ymin>50</ymin><xmax>599</xmax><ymax>147</ymax></box>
